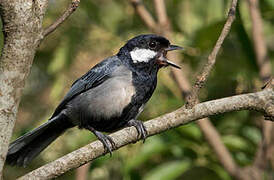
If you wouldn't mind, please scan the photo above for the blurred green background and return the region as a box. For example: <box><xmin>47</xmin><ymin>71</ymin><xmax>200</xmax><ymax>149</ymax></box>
<box><xmin>2</xmin><ymin>0</ymin><xmax>274</xmax><ymax>179</ymax></box>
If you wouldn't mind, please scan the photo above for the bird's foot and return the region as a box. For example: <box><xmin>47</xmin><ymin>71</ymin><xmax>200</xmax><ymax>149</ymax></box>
<box><xmin>86</xmin><ymin>126</ymin><xmax>116</xmax><ymax>156</ymax></box>
<box><xmin>127</xmin><ymin>119</ymin><xmax>148</xmax><ymax>143</ymax></box>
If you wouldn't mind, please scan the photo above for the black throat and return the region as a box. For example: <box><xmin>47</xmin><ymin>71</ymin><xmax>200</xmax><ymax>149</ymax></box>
<box><xmin>118</xmin><ymin>47</ymin><xmax>159</xmax><ymax>104</ymax></box>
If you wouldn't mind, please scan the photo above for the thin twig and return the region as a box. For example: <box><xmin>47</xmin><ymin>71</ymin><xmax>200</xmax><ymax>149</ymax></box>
<box><xmin>133</xmin><ymin>0</ymin><xmax>240</xmax><ymax>177</ymax></box>
<box><xmin>152</xmin><ymin>0</ymin><xmax>240</xmax><ymax>177</ymax></box>
<box><xmin>186</xmin><ymin>0</ymin><xmax>238</xmax><ymax>108</ymax></box>
<box><xmin>42</xmin><ymin>0</ymin><xmax>80</xmax><ymax>39</ymax></box>
<box><xmin>18</xmin><ymin>89</ymin><xmax>273</xmax><ymax>179</ymax></box>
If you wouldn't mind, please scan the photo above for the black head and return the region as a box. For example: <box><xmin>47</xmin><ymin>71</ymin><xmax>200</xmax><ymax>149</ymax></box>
<box><xmin>118</xmin><ymin>34</ymin><xmax>183</xmax><ymax>71</ymax></box>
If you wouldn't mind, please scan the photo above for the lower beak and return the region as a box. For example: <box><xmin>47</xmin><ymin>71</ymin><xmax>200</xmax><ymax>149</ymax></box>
<box><xmin>158</xmin><ymin>55</ymin><xmax>181</xmax><ymax>69</ymax></box>
<box><xmin>156</xmin><ymin>44</ymin><xmax>183</xmax><ymax>69</ymax></box>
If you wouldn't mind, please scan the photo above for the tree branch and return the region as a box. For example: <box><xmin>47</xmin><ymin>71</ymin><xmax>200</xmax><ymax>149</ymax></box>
<box><xmin>42</xmin><ymin>0</ymin><xmax>80</xmax><ymax>39</ymax></box>
<box><xmin>18</xmin><ymin>89</ymin><xmax>274</xmax><ymax>179</ymax></box>
<box><xmin>186</xmin><ymin>0</ymin><xmax>238</xmax><ymax>108</ymax></box>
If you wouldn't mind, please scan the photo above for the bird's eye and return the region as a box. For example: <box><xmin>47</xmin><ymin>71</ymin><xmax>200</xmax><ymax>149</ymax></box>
<box><xmin>148</xmin><ymin>41</ymin><xmax>157</xmax><ymax>49</ymax></box>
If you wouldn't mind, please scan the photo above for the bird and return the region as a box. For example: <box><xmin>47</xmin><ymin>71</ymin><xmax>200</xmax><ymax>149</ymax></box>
<box><xmin>6</xmin><ymin>34</ymin><xmax>183</xmax><ymax>167</ymax></box>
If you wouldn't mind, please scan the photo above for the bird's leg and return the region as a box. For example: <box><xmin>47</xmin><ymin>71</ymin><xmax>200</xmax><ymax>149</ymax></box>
<box><xmin>127</xmin><ymin>119</ymin><xmax>148</xmax><ymax>143</ymax></box>
<box><xmin>86</xmin><ymin>126</ymin><xmax>116</xmax><ymax>156</ymax></box>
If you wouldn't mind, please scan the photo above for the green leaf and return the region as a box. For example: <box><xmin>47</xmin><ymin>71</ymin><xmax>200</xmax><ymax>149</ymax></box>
<box><xmin>265</xmin><ymin>0</ymin><xmax>274</xmax><ymax>8</ymax></box>
<box><xmin>144</xmin><ymin>160</ymin><xmax>190</xmax><ymax>180</ymax></box>
<box><xmin>181</xmin><ymin>166</ymin><xmax>226</xmax><ymax>180</ymax></box>
<box><xmin>124</xmin><ymin>136</ymin><xmax>167</xmax><ymax>172</ymax></box>
<box><xmin>222</xmin><ymin>135</ymin><xmax>251</xmax><ymax>152</ymax></box>
<box><xmin>177</xmin><ymin>124</ymin><xmax>202</xmax><ymax>141</ymax></box>
<box><xmin>242</xmin><ymin>126</ymin><xmax>262</xmax><ymax>145</ymax></box>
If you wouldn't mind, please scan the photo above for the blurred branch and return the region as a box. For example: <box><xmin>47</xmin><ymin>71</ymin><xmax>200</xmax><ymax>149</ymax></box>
<box><xmin>75</xmin><ymin>163</ymin><xmax>90</xmax><ymax>180</ymax></box>
<box><xmin>152</xmin><ymin>0</ymin><xmax>192</xmax><ymax>97</ymax></box>
<box><xmin>153</xmin><ymin>0</ymin><xmax>169</xmax><ymax>31</ymax></box>
<box><xmin>247</xmin><ymin>0</ymin><xmax>274</xmax><ymax>175</ymax></box>
<box><xmin>186</xmin><ymin>0</ymin><xmax>238</xmax><ymax>108</ymax></box>
<box><xmin>130</xmin><ymin>0</ymin><xmax>158</xmax><ymax>33</ymax></box>
<box><xmin>42</xmin><ymin>0</ymin><xmax>80</xmax><ymax>39</ymax></box>
<box><xmin>197</xmin><ymin>119</ymin><xmax>239</xmax><ymax>177</ymax></box>
<box><xmin>150</xmin><ymin>0</ymin><xmax>240</xmax><ymax>178</ymax></box>
<box><xmin>19</xmin><ymin>89</ymin><xmax>274</xmax><ymax>179</ymax></box>
<box><xmin>247</xmin><ymin>0</ymin><xmax>271</xmax><ymax>82</ymax></box>
<box><xmin>130</xmin><ymin>0</ymin><xmax>191</xmax><ymax>95</ymax></box>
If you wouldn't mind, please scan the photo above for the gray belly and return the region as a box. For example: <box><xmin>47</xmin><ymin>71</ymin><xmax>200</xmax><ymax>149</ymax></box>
<box><xmin>65</xmin><ymin>75</ymin><xmax>136</xmax><ymax>129</ymax></box>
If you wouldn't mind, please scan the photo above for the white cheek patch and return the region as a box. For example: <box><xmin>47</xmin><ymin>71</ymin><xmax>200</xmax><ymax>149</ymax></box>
<box><xmin>130</xmin><ymin>48</ymin><xmax>157</xmax><ymax>63</ymax></box>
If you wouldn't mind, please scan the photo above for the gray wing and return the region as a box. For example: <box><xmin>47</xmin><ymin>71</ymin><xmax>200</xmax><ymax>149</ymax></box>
<box><xmin>50</xmin><ymin>56</ymin><xmax>122</xmax><ymax>118</ymax></box>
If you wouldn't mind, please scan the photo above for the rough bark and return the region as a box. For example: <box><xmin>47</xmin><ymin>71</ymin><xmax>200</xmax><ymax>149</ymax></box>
<box><xmin>19</xmin><ymin>89</ymin><xmax>274</xmax><ymax>179</ymax></box>
<box><xmin>0</xmin><ymin>0</ymin><xmax>48</xmax><ymax>176</ymax></box>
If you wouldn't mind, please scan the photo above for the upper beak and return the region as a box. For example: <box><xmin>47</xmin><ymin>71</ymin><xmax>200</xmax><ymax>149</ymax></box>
<box><xmin>157</xmin><ymin>44</ymin><xmax>183</xmax><ymax>69</ymax></box>
<box><xmin>165</xmin><ymin>45</ymin><xmax>184</xmax><ymax>51</ymax></box>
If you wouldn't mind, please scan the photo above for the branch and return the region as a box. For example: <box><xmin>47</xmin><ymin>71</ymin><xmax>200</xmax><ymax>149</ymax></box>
<box><xmin>18</xmin><ymin>89</ymin><xmax>274</xmax><ymax>179</ymax></box>
<box><xmin>186</xmin><ymin>0</ymin><xmax>238</xmax><ymax>108</ymax></box>
<box><xmin>42</xmin><ymin>0</ymin><xmax>80</xmax><ymax>39</ymax></box>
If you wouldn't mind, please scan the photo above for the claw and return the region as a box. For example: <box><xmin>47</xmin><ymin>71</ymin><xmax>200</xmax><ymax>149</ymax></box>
<box><xmin>127</xmin><ymin>119</ymin><xmax>148</xmax><ymax>143</ymax></box>
<box><xmin>86</xmin><ymin>126</ymin><xmax>116</xmax><ymax>156</ymax></box>
<box><xmin>106</xmin><ymin>135</ymin><xmax>116</xmax><ymax>149</ymax></box>
<box><xmin>95</xmin><ymin>132</ymin><xmax>115</xmax><ymax>156</ymax></box>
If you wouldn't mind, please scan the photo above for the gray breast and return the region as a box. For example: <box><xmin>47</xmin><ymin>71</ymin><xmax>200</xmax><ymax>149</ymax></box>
<box><xmin>66</xmin><ymin>66</ymin><xmax>136</xmax><ymax>125</ymax></box>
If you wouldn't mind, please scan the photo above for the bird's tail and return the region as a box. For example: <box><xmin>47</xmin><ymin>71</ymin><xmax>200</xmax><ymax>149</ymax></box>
<box><xmin>6</xmin><ymin>113</ymin><xmax>73</xmax><ymax>167</ymax></box>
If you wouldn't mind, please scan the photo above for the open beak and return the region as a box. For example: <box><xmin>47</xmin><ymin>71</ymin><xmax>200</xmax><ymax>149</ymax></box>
<box><xmin>157</xmin><ymin>45</ymin><xmax>183</xmax><ymax>69</ymax></box>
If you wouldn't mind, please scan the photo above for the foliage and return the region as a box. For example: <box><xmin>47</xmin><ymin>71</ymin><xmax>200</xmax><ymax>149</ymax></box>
<box><xmin>2</xmin><ymin>0</ymin><xmax>274</xmax><ymax>179</ymax></box>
